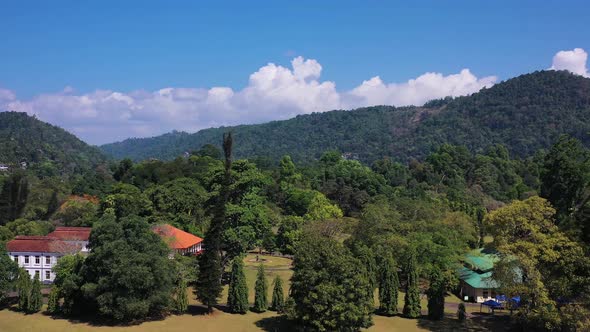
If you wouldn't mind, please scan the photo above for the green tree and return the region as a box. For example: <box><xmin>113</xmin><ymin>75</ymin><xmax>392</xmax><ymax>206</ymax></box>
<box><xmin>100</xmin><ymin>183</ymin><xmax>152</xmax><ymax>219</ymax></box>
<box><xmin>227</xmin><ymin>256</ymin><xmax>249</xmax><ymax>314</ymax></box>
<box><xmin>270</xmin><ymin>275</ymin><xmax>285</xmax><ymax>312</ymax></box>
<box><xmin>0</xmin><ymin>245</ymin><xmax>18</xmax><ymax>304</ymax></box>
<box><xmin>403</xmin><ymin>250</ymin><xmax>421</xmax><ymax>318</ymax></box>
<box><xmin>28</xmin><ymin>274</ymin><xmax>43</xmax><ymax>313</ymax></box>
<box><xmin>378</xmin><ymin>254</ymin><xmax>399</xmax><ymax>316</ymax></box>
<box><xmin>0</xmin><ymin>171</ymin><xmax>29</xmax><ymax>225</ymax></box>
<box><xmin>196</xmin><ymin>133</ymin><xmax>233</xmax><ymax>313</ymax></box>
<box><xmin>290</xmin><ymin>233</ymin><xmax>373</xmax><ymax>331</ymax></box>
<box><xmin>47</xmin><ymin>285</ymin><xmax>60</xmax><ymax>314</ymax></box>
<box><xmin>253</xmin><ymin>264</ymin><xmax>268</xmax><ymax>313</ymax></box>
<box><xmin>426</xmin><ymin>268</ymin><xmax>445</xmax><ymax>321</ymax></box>
<box><xmin>45</xmin><ymin>190</ymin><xmax>60</xmax><ymax>219</ymax></box>
<box><xmin>80</xmin><ymin>215</ymin><xmax>175</xmax><ymax>321</ymax></box>
<box><xmin>16</xmin><ymin>268</ymin><xmax>31</xmax><ymax>312</ymax></box>
<box><xmin>457</xmin><ymin>303</ymin><xmax>467</xmax><ymax>322</ymax></box>
<box><xmin>173</xmin><ymin>277</ymin><xmax>189</xmax><ymax>314</ymax></box>
<box><xmin>52</xmin><ymin>254</ymin><xmax>85</xmax><ymax>315</ymax></box>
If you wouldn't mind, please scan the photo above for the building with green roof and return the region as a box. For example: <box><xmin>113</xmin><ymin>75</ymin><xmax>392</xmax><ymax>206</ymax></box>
<box><xmin>458</xmin><ymin>248</ymin><xmax>501</xmax><ymax>303</ymax></box>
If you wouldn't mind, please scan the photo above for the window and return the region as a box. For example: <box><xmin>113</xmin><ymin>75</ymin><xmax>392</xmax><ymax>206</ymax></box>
<box><xmin>483</xmin><ymin>290</ymin><xmax>489</xmax><ymax>298</ymax></box>
<box><xmin>45</xmin><ymin>271</ymin><xmax>50</xmax><ymax>280</ymax></box>
<box><xmin>35</xmin><ymin>256</ymin><xmax>40</xmax><ymax>264</ymax></box>
<box><xmin>13</xmin><ymin>256</ymin><xmax>18</xmax><ymax>263</ymax></box>
<box><xmin>45</xmin><ymin>256</ymin><xmax>51</xmax><ymax>264</ymax></box>
<box><xmin>24</xmin><ymin>256</ymin><xmax>29</xmax><ymax>264</ymax></box>
<box><xmin>34</xmin><ymin>270</ymin><xmax>40</xmax><ymax>279</ymax></box>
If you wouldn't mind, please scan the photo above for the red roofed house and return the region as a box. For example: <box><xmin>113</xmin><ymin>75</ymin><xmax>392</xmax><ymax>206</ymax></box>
<box><xmin>6</xmin><ymin>227</ymin><xmax>91</xmax><ymax>284</ymax></box>
<box><xmin>152</xmin><ymin>224</ymin><xmax>203</xmax><ymax>256</ymax></box>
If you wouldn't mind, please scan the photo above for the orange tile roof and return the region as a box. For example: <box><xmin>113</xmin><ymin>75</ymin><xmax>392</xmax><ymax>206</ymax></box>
<box><xmin>7</xmin><ymin>236</ymin><xmax>81</xmax><ymax>253</ymax></box>
<box><xmin>152</xmin><ymin>224</ymin><xmax>203</xmax><ymax>250</ymax></box>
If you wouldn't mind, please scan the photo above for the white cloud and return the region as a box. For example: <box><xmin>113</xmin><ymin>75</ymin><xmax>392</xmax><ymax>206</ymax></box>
<box><xmin>550</xmin><ymin>48</ymin><xmax>589</xmax><ymax>77</ymax></box>
<box><xmin>1</xmin><ymin>56</ymin><xmax>497</xmax><ymax>145</ymax></box>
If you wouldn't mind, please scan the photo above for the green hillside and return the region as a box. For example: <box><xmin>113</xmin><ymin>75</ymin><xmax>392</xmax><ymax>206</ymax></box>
<box><xmin>101</xmin><ymin>70</ymin><xmax>590</xmax><ymax>163</ymax></box>
<box><xmin>0</xmin><ymin>112</ymin><xmax>107</xmax><ymax>175</ymax></box>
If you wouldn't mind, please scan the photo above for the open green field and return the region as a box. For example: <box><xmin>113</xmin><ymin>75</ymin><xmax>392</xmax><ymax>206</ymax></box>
<box><xmin>0</xmin><ymin>254</ymin><xmax>507</xmax><ymax>332</ymax></box>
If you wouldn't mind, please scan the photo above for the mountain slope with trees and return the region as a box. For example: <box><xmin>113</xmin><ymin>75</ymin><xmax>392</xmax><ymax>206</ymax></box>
<box><xmin>101</xmin><ymin>70</ymin><xmax>590</xmax><ymax>164</ymax></box>
<box><xmin>0</xmin><ymin>112</ymin><xmax>107</xmax><ymax>175</ymax></box>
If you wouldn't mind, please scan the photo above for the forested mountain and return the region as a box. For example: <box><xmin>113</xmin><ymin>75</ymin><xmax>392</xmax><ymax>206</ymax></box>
<box><xmin>0</xmin><ymin>112</ymin><xmax>107</xmax><ymax>175</ymax></box>
<box><xmin>101</xmin><ymin>70</ymin><xmax>590</xmax><ymax>163</ymax></box>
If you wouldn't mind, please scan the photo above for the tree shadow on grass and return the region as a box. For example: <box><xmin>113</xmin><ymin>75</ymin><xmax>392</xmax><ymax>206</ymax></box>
<box><xmin>255</xmin><ymin>315</ymin><xmax>297</xmax><ymax>332</ymax></box>
<box><xmin>417</xmin><ymin>312</ymin><xmax>512</xmax><ymax>331</ymax></box>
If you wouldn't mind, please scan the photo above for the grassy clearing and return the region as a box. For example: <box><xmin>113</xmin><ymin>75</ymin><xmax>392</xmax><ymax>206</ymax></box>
<box><xmin>0</xmin><ymin>254</ymin><xmax>508</xmax><ymax>331</ymax></box>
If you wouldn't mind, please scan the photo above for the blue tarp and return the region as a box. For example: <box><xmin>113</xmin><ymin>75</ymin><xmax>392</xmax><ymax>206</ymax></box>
<box><xmin>482</xmin><ymin>300</ymin><xmax>502</xmax><ymax>308</ymax></box>
<box><xmin>496</xmin><ymin>295</ymin><xmax>507</xmax><ymax>302</ymax></box>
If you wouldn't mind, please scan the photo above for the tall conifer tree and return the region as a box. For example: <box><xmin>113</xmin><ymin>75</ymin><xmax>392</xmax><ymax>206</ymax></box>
<box><xmin>427</xmin><ymin>268</ymin><xmax>445</xmax><ymax>320</ymax></box>
<box><xmin>253</xmin><ymin>264</ymin><xmax>268</xmax><ymax>312</ymax></box>
<box><xmin>403</xmin><ymin>249</ymin><xmax>421</xmax><ymax>318</ymax></box>
<box><xmin>271</xmin><ymin>275</ymin><xmax>285</xmax><ymax>312</ymax></box>
<box><xmin>378</xmin><ymin>254</ymin><xmax>399</xmax><ymax>316</ymax></box>
<box><xmin>16</xmin><ymin>269</ymin><xmax>30</xmax><ymax>312</ymax></box>
<box><xmin>196</xmin><ymin>133</ymin><xmax>232</xmax><ymax>312</ymax></box>
<box><xmin>227</xmin><ymin>256</ymin><xmax>249</xmax><ymax>314</ymax></box>
<box><xmin>28</xmin><ymin>274</ymin><xmax>43</xmax><ymax>313</ymax></box>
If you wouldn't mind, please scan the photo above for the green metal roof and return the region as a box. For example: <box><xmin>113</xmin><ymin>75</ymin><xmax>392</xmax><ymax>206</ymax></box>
<box><xmin>458</xmin><ymin>267</ymin><xmax>499</xmax><ymax>289</ymax></box>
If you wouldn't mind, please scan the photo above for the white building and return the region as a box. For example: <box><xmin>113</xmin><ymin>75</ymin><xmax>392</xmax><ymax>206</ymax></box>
<box><xmin>6</xmin><ymin>227</ymin><xmax>91</xmax><ymax>283</ymax></box>
<box><xmin>0</xmin><ymin>164</ymin><xmax>8</xmax><ymax>171</ymax></box>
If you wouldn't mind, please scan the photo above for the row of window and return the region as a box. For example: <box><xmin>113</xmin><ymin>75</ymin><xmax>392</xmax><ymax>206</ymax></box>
<box><xmin>13</xmin><ymin>255</ymin><xmax>52</xmax><ymax>265</ymax></box>
<box><xmin>30</xmin><ymin>270</ymin><xmax>52</xmax><ymax>280</ymax></box>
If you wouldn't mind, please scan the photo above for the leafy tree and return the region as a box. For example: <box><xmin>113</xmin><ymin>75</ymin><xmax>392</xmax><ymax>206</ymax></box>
<box><xmin>196</xmin><ymin>133</ymin><xmax>233</xmax><ymax>313</ymax></box>
<box><xmin>253</xmin><ymin>264</ymin><xmax>268</xmax><ymax>313</ymax></box>
<box><xmin>47</xmin><ymin>285</ymin><xmax>60</xmax><ymax>314</ymax></box>
<box><xmin>28</xmin><ymin>274</ymin><xmax>43</xmax><ymax>313</ymax></box>
<box><xmin>227</xmin><ymin>256</ymin><xmax>249</xmax><ymax>314</ymax></box>
<box><xmin>0</xmin><ymin>244</ymin><xmax>18</xmax><ymax>304</ymax></box>
<box><xmin>270</xmin><ymin>275</ymin><xmax>285</xmax><ymax>312</ymax></box>
<box><xmin>0</xmin><ymin>171</ymin><xmax>29</xmax><ymax>225</ymax></box>
<box><xmin>486</xmin><ymin>196</ymin><xmax>590</xmax><ymax>330</ymax></box>
<box><xmin>16</xmin><ymin>268</ymin><xmax>31</xmax><ymax>312</ymax></box>
<box><xmin>173</xmin><ymin>277</ymin><xmax>189</xmax><ymax>314</ymax></box>
<box><xmin>80</xmin><ymin>215</ymin><xmax>175</xmax><ymax>321</ymax></box>
<box><xmin>303</xmin><ymin>192</ymin><xmax>343</xmax><ymax>221</ymax></box>
<box><xmin>45</xmin><ymin>190</ymin><xmax>60</xmax><ymax>219</ymax></box>
<box><xmin>276</xmin><ymin>216</ymin><xmax>304</xmax><ymax>255</ymax></box>
<box><xmin>195</xmin><ymin>144</ymin><xmax>222</xmax><ymax>159</ymax></box>
<box><xmin>426</xmin><ymin>268</ymin><xmax>445</xmax><ymax>321</ymax></box>
<box><xmin>52</xmin><ymin>197</ymin><xmax>98</xmax><ymax>227</ymax></box>
<box><xmin>290</xmin><ymin>233</ymin><xmax>373</xmax><ymax>331</ymax></box>
<box><xmin>403</xmin><ymin>249</ymin><xmax>421</xmax><ymax>318</ymax></box>
<box><xmin>52</xmin><ymin>254</ymin><xmax>85</xmax><ymax>315</ymax></box>
<box><xmin>100</xmin><ymin>183</ymin><xmax>152</xmax><ymax>219</ymax></box>
<box><xmin>378</xmin><ymin>254</ymin><xmax>399</xmax><ymax>316</ymax></box>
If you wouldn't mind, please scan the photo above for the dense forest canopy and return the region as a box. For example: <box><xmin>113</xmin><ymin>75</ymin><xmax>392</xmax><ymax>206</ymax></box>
<box><xmin>101</xmin><ymin>70</ymin><xmax>590</xmax><ymax>164</ymax></box>
<box><xmin>0</xmin><ymin>112</ymin><xmax>107</xmax><ymax>175</ymax></box>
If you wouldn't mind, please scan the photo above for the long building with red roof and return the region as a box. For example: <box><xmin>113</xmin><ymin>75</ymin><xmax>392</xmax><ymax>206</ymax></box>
<box><xmin>152</xmin><ymin>224</ymin><xmax>203</xmax><ymax>255</ymax></box>
<box><xmin>6</xmin><ymin>227</ymin><xmax>91</xmax><ymax>283</ymax></box>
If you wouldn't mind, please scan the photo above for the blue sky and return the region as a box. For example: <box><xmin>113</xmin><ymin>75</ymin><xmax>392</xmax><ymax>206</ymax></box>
<box><xmin>1</xmin><ymin>1</ymin><xmax>589</xmax><ymax>144</ymax></box>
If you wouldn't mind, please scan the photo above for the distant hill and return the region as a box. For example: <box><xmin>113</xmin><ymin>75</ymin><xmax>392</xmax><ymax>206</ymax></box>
<box><xmin>101</xmin><ymin>70</ymin><xmax>590</xmax><ymax>164</ymax></box>
<box><xmin>0</xmin><ymin>112</ymin><xmax>107</xmax><ymax>175</ymax></box>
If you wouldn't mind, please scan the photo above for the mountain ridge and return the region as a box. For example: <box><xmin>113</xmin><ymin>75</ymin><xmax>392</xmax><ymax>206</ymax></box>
<box><xmin>97</xmin><ymin>70</ymin><xmax>590</xmax><ymax>163</ymax></box>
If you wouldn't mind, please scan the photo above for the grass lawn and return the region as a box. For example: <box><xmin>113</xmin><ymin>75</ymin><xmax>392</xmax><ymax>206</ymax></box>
<box><xmin>0</xmin><ymin>253</ymin><xmax>509</xmax><ymax>332</ymax></box>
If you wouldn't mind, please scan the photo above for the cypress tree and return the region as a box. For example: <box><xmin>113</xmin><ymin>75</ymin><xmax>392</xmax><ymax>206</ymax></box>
<box><xmin>227</xmin><ymin>256</ymin><xmax>249</xmax><ymax>314</ymax></box>
<box><xmin>403</xmin><ymin>250</ymin><xmax>421</xmax><ymax>318</ymax></box>
<box><xmin>45</xmin><ymin>190</ymin><xmax>59</xmax><ymax>219</ymax></box>
<box><xmin>270</xmin><ymin>275</ymin><xmax>285</xmax><ymax>312</ymax></box>
<box><xmin>252</xmin><ymin>264</ymin><xmax>268</xmax><ymax>312</ymax></box>
<box><xmin>174</xmin><ymin>278</ymin><xmax>189</xmax><ymax>314</ymax></box>
<box><xmin>457</xmin><ymin>302</ymin><xmax>467</xmax><ymax>322</ymax></box>
<box><xmin>28</xmin><ymin>274</ymin><xmax>43</xmax><ymax>313</ymax></box>
<box><xmin>196</xmin><ymin>133</ymin><xmax>232</xmax><ymax>313</ymax></box>
<box><xmin>16</xmin><ymin>269</ymin><xmax>31</xmax><ymax>312</ymax></box>
<box><xmin>47</xmin><ymin>285</ymin><xmax>60</xmax><ymax>314</ymax></box>
<box><xmin>378</xmin><ymin>254</ymin><xmax>399</xmax><ymax>316</ymax></box>
<box><xmin>427</xmin><ymin>268</ymin><xmax>445</xmax><ymax>320</ymax></box>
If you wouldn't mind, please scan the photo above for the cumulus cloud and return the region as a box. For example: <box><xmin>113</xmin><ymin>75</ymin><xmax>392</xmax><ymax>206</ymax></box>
<box><xmin>1</xmin><ymin>56</ymin><xmax>497</xmax><ymax>145</ymax></box>
<box><xmin>550</xmin><ymin>48</ymin><xmax>589</xmax><ymax>77</ymax></box>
